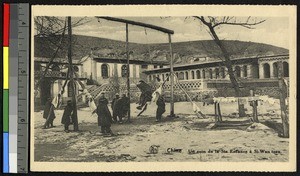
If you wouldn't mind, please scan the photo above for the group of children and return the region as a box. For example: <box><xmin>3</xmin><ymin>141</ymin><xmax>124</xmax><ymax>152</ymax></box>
<box><xmin>42</xmin><ymin>91</ymin><xmax>166</xmax><ymax>136</ymax></box>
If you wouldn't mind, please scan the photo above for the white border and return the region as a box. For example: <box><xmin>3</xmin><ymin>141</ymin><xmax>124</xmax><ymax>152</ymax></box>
<box><xmin>30</xmin><ymin>5</ymin><xmax>297</xmax><ymax>172</ymax></box>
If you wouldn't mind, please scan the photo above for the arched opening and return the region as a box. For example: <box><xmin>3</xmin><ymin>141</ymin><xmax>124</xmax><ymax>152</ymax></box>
<box><xmin>179</xmin><ymin>72</ymin><xmax>184</xmax><ymax>80</ymax></box>
<box><xmin>40</xmin><ymin>79</ymin><xmax>52</xmax><ymax>105</ymax></box>
<box><xmin>209</xmin><ymin>69</ymin><xmax>213</xmax><ymax>79</ymax></box>
<box><xmin>263</xmin><ymin>63</ymin><xmax>270</xmax><ymax>78</ymax></box>
<box><xmin>185</xmin><ymin>71</ymin><xmax>189</xmax><ymax>80</ymax></box>
<box><xmin>34</xmin><ymin>62</ymin><xmax>41</xmax><ymax>71</ymax></box>
<box><xmin>273</xmin><ymin>62</ymin><xmax>279</xmax><ymax>78</ymax></box>
<box><xmin>73</xmin><ymin>65</ymin><xmax>79</xmax><ymax>72</ymax></box>
<box><xmin>156</xmin><ymin>74</ymin><xmax>160</xmax><ymax>81</ymax></box>
<box><xmin>196</xmin><ymin>70</ymin><xmax>201</xmax><ymax>79</ymax></box>
<box><xmin>191</xmin><ymin>71</ymin><xmax>195</xmax><ymax>79</ymax></box>
<box><xmin>121</xmin><ymin>65</ymin><xmax>127</xmax><ymax>77</ymax></box>
<box><xmin>283</xmin><ymin>62</ymin><xmax>289</xmax><ymax>77</ymax></box>
<box><xmin>149</xmin><ymin>75</ymin><xmax>152</xmax><ymax>81</ymax></box>
<box><xmin>243</xmin><ymin>65</ymin><xmax>248</xmax><ymax>77</ymax></box>
<box><xmin>166</xmin><ymin>73</ymin><xmax>169</xmax><ymax>81</ymax></box>
<box><xmin>162</xmin><ymin>74</ymin><xmax>165</xmax><ymax>81</ymax></box>
<box><xmin>202</xmin><ymin>69</ymin><xmax>206</xmax><ymax>79</ymax></box>
<box><xmin>101</xmin><ymin>64</ymin><xmax>109</xmax><ymax>78</ymax></box>
<box><xmin>51</xmin><ymin>63</ymin><xmax>60</xmax><ymax>71</ymax></box>
<box><xmin>176</xmin><ymin>72</ymin><xmax>179</xmax><ymax>79</ymax></box>
<box><xmin>215</xmin><ymin>68</ymin><xmax>219</xmax><ymax>79</ymax></box>
<box><xmin>220</xmin><ymin>67</ymin><xmax>225</xmax><ymax>78</ymax></box>
<box><xmin>235</xmin><ymin>66</ymin><xmax>241</xmax><ymax>77</ymax></box>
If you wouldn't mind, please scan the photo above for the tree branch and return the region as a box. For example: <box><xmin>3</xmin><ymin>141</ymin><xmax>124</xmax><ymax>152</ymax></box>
<box><xmin>212</xmin><ymin>19</ymin><xmax>266</xmax><ymax>29</ymax></box>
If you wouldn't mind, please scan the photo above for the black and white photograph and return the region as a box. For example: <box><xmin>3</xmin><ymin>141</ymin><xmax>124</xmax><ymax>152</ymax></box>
<box><xmin>30</xmin><ymin>5</ymin><xmax>296</xmax><ymax>172</ymax></box>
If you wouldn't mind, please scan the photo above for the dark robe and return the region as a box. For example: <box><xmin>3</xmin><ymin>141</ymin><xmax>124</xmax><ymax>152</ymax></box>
<box><xmin>111</xmin><ymin>97</ymin><xmax>119</xmax><ymax>110</ymax></box>
<box><xmin>113</xmin><ymin>96</ymin><xmax>130</xmax><ymax>117</ymax></box>
<box><xmin>156</xmin><ymin>96</ymin><xmax>166</xmax><ymax>120</ymax></box>
<box><xmin>61</xmin><ymin>104</ymin><xmax>73</xmax><ymax>125</ymax></box>
<box><xmin>136</xmin><ymin>81</ymin><xmax>152</xmax><ymax>106</ymax></box>
<box><xmin>43</xmin><ymin>100</ymin><xmax>55</xmax><ymax>120</ymax></box>
<box><xmin>111</xmin><ymin>97</ymin><xmax>119</xmax><ymax>121</ymax></box>
<box><xmin>96</xmin><ymin>97</ymin><xmax>112</xmax><ymax>127</ymax></box>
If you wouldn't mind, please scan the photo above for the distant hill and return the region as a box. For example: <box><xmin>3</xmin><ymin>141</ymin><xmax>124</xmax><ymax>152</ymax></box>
<box><xmin>34</xmin><ymin>35</ymin><xmax>288</xmax><ymax>64</ymax></box>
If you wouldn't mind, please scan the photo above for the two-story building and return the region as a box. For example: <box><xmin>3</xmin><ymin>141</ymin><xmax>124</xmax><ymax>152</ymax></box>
<box><xmin>143</xmin><ymin>54</ymin><xmax>289</xmax><ymax>100</ymax></box>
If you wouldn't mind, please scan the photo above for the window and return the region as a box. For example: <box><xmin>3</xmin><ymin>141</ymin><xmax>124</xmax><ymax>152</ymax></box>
<box><xmin>51</xmin><ymin>64</ymin><xmax>60</xmax><ymax>71</ymax></box>
<box><xmin>215</xmin><ymin>68</ymin><xmax>219</xmax><ymax>79</ymax></box>
<box><xmin>191</xmin><ymin>71</ymin><xmax>195</xmax><ymax>79</ymax></box>
<box><xmin>73</xmin><ymin>65</ymin><xmax>79</xmax><ymax>72</ymax></box>
<box><xmin>34</xmin><ymin>62</ymin><xmax>41</xmax><ymax>71</ymax></box>
<box><xmin>202</xmin><ymin>69</ymin><xmax>206</xmax><ymax>79</ymax></box>
<box><xmin>235</xmin><ymin>66</ymin><xmax>241</xmax><ymax>78</ymax></box>
<box><xmin>154</xmin><ymin>65</ymin><xmax>157</xmax><ymax>69</ymax></box>
<box><xmin>121</xmin><ymin>65</ymin><xmax>127</xmax><ymax>77</ymax></box>
<box><xmin>141</xmin><ymin>65</ymin><xmax>148</xmax><ymax>69</ymax></box>
<box><xmin>185</xmin><ymin>71</ymin><xmax>189</xmax><ymax>80</ymax></box>
<box><xmin>263</xmin><ymin>63</ymin><xmax>270</xmax><ymax>78</ymax></box>
<box><xmin>179</xmin><ymin>72</ymin><xmax>184</xmax><ymax>80</ymax></box>
<box><xmin>209</xmin><ymin>69</ymin><xmax>213</xmax><ymax>79</ymax></box>
<box><xmin>220</xmin><ymin>67</ymin><xmax>225</xmax><ymax>78</ymax></box>
<box><xmin>101</xmin><ymin>64</ymin><xmax>109</xmax><ymax>78</ymax></box>
<box><xmin>283</xmin><ymin>62</ymin><xmax>289</xmax><ymax>77</ymax></box>
<box><xmin>196</xmin><ymin>70</ymin><xmax>201</xmax><ymax>79</ymax></box>
<box><xmin>243</xmin><ymin>65</ymin><xmax>248</xmax><ymax>77</ymax></box>
<box><xmin>160</xmin><ymin>65</ymin><xmax>163</xmax><ymax>68</ymax></box>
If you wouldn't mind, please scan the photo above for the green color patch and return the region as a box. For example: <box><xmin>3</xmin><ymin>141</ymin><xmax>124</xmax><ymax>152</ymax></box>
<box><xmin>3</xmin><ymin>89</ymin><xmax>9</xmax><ymax>132</ymax></box>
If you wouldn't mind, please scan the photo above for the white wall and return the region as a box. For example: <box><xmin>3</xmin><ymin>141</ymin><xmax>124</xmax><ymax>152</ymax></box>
<box><xmin>81</xmin><ymin>58</ymin><xmax>145</xmax><ymax>80</ymax></box>
<box><xmin>136</xmin><ymin>65</ymin><xmax>140</xmax><ymax>78</ymax></box>
<box><xmin>130</xmin><ymin>65</ymin><xmax>134</xmax><ymax>77</ymax></box>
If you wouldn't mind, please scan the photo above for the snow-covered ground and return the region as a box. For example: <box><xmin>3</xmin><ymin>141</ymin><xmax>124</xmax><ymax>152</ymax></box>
<box><xmin>34</xmin><ymin>101</ymin><xmax>289</xmax><ymax>162</ymax></box>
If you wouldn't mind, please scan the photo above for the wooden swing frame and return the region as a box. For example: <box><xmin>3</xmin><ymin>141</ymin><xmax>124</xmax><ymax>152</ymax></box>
<box><xmin>95</xmin><ymin>17</ymin><xmax>176</xmax><ymax>122</ymax></box>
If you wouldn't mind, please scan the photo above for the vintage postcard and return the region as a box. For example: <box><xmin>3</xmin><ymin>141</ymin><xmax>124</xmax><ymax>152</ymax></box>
<box><xmin>30</xmin><ymin>5</ymin><xmax>296</xmax><ymax>172</ymax></box>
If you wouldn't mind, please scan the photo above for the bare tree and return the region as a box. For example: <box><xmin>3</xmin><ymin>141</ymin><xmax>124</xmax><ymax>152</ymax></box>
<box><xmin>194</xmin><ymin>16</ymin><xmax>265</xmax><ymax>117</ymax></box>
<box><xmin>34</xmin><ymin>17</ymin><xmax>90</xmax><ymax>96</ymax></box>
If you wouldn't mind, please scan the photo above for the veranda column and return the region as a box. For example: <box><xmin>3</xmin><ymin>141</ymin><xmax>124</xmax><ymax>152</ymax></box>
<box><xmin>270</xmin><ymin>62</ymin><xmax>274</xmax><ymax>78</ymax></box>
<box><xmin>247</xmin><ymin>65</ymin><xmax>252</xmax><ymax>78</ymax></box>
<box><xmin>259</xmin><ymin>63</ymin><xmax>264</xmax><ymax>79</ymax></box>
<box><xmin>225</xmin><ymin>68</ymin><xmax>230</xmax><ymax>79</ymax></box>
<box><xmin>241</xmin><ymin>65</ymin><xmax>245</xmax><ymax>78</ymax></box>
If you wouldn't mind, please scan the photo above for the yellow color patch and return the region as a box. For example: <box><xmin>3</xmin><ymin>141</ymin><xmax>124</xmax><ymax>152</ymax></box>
<box><xmin>3</xmin><ymin>47</ymin><xmax>9</xmax><ymax>89</ymax></box>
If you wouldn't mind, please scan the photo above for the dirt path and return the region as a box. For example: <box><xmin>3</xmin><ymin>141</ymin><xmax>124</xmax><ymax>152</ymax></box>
<box><xmin>34</xmin><ymin>102</ymin><xmax>289</xmax><ymax>162</ymax></box>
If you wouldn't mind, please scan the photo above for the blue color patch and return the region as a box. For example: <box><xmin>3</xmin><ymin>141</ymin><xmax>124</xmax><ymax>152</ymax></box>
<box><xmin>3</xmin><ymin>132</ymin><xmax>9</xmax><ymax>173</ymax></box>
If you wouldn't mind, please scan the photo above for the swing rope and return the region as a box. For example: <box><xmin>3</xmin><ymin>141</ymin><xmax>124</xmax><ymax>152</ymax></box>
<box><xmin>172</xmin><ymin>73</ymin><xmax>206</xmax><ymax>118</ymax></box>
<box><xmin>144</xmin><ymin>28</ymin><xmax>153</xmax><ymax>64</ymax></box>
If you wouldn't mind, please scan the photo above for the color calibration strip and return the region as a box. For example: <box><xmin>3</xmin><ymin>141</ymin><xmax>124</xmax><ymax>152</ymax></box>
<box><xmin>9</xmin><ymin>4</ymin><xmax>19</xmax><ymax>173</ymax></box>
<box><xmin>3</xmin><ymin>3</ymin><xmax>10</xmax><ymax>173</ymax></box>
<box><xmin>3</xmin><ymin>3</ymin><xmax>29</xmax><ymax>173</ymax></box>
<box><xmin>17</xmin><ymin>3</ymin><xmax>29</xmax><ymax>173</ymax></box>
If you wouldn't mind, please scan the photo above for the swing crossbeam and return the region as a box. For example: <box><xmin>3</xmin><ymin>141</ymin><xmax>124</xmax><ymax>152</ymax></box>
<box><xmin>96</xmin><ymin>17</ymin><xmax>174</xmax><ymax>34</ymax></box>
<box><xmin>96</xmin><ymin>16</ymin><xmax>176</xmax><ymax>119</ymax></box>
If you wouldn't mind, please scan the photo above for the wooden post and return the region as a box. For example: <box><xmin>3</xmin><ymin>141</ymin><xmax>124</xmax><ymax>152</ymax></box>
<box><xmin>68</xmin><ymin>17</ymin><xmax>79</xmax><ymax>131</ymax></box>
<box><xmin>126</xmin><ymin>23</ymin><xmax>131</xmax><ymax>122</ymax></box>
<box><xmin>250</xmin><ymin>90</ymin><xmax>258</xmax><ymax>122</ymax></box>
<box><xmin>214</xmin><ymin>102</ymin><xmax>218</xmax><ymax>123</ymax></box>
<box><xmin>278</xmin><ymin>61</ymin><xmax>289</xmax><ymax>138</ymax></box>
<box><xmin>168</xmin><ymin>34</ymin><xmax>175</xmax><ymax>117</ymax></box>
<box><xmin>217</xmin><ymin>103</ymin><xmax>222</xmax><ymax>122</ymax></box>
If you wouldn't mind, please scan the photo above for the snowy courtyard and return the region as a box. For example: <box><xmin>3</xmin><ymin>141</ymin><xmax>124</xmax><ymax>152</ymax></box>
<box><xmin>33</xmin><ymin>101</ymin><xmax>289</xmax><ymax>162</ymax></box>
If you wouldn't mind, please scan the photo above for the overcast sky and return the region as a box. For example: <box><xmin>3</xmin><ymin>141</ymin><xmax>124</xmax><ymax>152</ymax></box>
<box><xmin>72</xmin><ymin>17</ymin><xmax>289</xmax><ymax>49</ymax></box>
